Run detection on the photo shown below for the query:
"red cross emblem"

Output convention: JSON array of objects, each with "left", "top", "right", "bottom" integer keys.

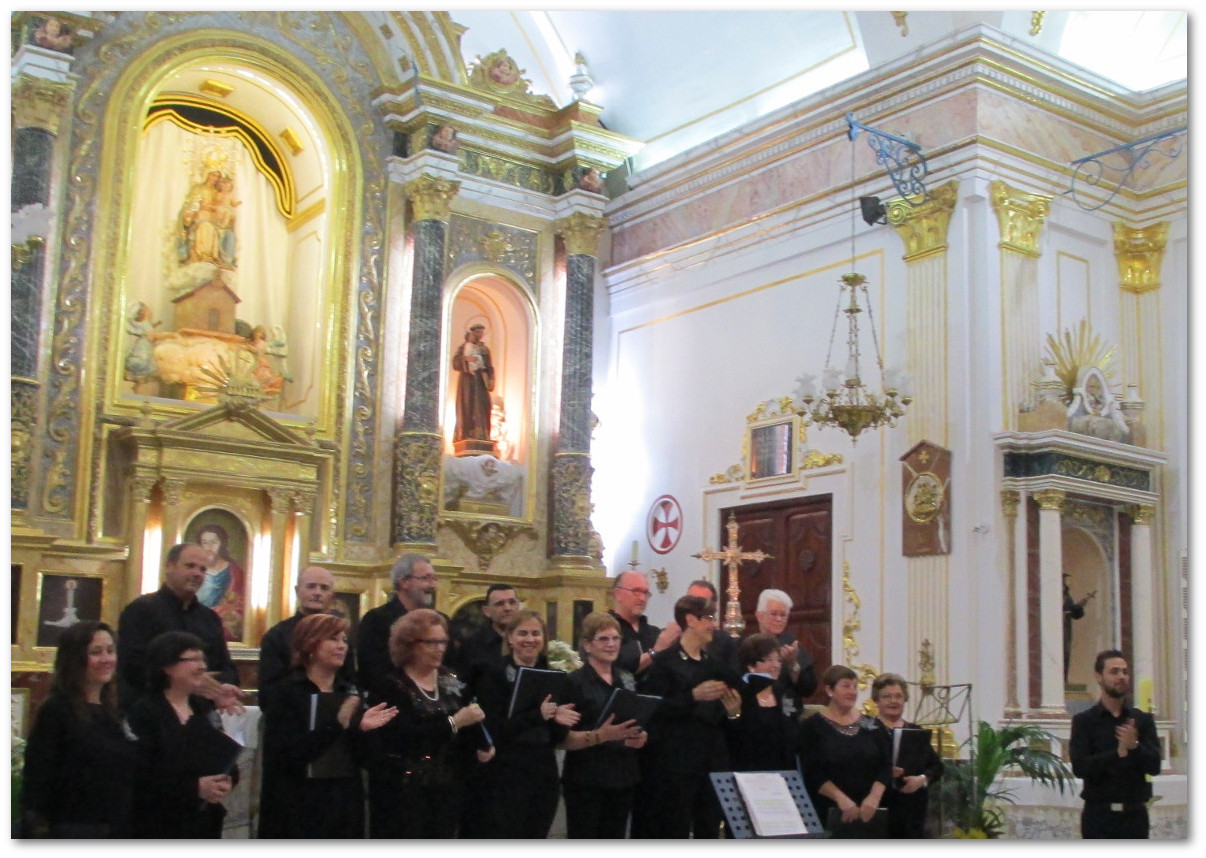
[{"left": 646, "top": 494, "right": 683, "bottom": 555}]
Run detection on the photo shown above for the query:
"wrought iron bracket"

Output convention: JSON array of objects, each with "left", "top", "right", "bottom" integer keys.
[
  {"left": 1065, "top": 125, "right": 1187, "bottom": 211},
  {"left": 846, "top": 113, "right": 929, "bottom": 203}
]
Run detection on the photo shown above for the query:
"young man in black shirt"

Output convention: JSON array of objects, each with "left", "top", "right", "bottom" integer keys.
[{"left": 1069, "top": 649, "right": 1161, "bottom": 838}]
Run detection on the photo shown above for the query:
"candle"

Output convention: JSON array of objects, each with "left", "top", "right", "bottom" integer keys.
[{"left": 631, "top": 540, "right": 639, "bottom": 564}]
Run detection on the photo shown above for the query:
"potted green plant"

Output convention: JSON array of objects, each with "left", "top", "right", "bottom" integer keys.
[{"left": 939, "top": 720, "right": 1075, "bottom": 838}]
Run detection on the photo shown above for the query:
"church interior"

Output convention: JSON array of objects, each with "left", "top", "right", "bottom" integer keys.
[{"left": 9, "top": 9, "right": 1188, "bottom": 837}]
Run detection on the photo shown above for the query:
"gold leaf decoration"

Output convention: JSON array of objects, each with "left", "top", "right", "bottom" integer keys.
[{"left": 1043, "top": 320, "right": 1117, "bottom": 405}]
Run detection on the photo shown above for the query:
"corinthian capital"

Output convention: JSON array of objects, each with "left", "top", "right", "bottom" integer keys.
[
  {"left": 557, "top": 211, "right": 606, "bottom": 257},
  {"left": 405, "top": 174, "right": 461, "bottom": 222}
]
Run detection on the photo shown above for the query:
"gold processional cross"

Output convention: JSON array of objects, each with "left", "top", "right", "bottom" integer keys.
[{"left": 692, "top": 512, "right": 772, "bottom": 637}]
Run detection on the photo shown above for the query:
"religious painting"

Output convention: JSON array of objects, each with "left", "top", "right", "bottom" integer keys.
[
  {"left": 184, "top": 509, "right": 250, "bottom": 644},
  {"left": 36, "top": 573, "right": 104, "bottom": 649},
  {"left": 747, "top": 416, "right": 798, "bottom": 481},
  {"left": 900, "top": 440, "right": 952, "bottom": 556},
  {"left": 330, "top": 591, "right": 363, "bottom": 641},
  {"left": 117, "top": 74, "right": 335, "bottom": 419}
]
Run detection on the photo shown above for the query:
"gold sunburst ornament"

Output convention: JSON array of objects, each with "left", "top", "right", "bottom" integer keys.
[
  {"left": 194, "top": 349, "right": 270, "bottom": 407},
  {"left": 1043, "top": 320, "right": 1117, "bottom": 405}
]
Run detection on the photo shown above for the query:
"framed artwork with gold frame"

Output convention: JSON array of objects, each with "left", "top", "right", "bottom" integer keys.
[{"left": 747, "top": 414, "right": 799, "bottom": 482}]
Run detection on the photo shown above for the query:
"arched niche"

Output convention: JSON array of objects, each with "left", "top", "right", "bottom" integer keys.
[
  {"left": 441, "top": 271, "right": 536, "bottom": 519},
  {"left": 1062, "top": 525, "right": 1113, "bottom": 692},
  {"left": 98, "top": 34, "right": 361, "bottom": 425}
]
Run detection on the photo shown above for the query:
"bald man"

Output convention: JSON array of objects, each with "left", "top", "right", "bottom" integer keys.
[{"left": 257, "top": 565, "right": 355, "bottom": 689}]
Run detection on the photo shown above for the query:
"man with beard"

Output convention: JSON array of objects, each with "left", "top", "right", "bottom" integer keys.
[
  {"left": 258, "top": 565, "right": 354, "bottom": 689},
  {"left": 356, "top": 553, "right": 439, "bottom": 700},
  {"left": 1069, "top": 650, "right": 1161, "bottom": 838}
]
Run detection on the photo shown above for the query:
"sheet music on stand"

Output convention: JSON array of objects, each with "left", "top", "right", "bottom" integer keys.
[{"left": 710, "top": 770, "right": 826, "bottom": 839}]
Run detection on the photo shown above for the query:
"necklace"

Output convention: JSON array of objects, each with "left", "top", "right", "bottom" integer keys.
[{"left": 409, "top": 671, "right": 439, "bottom": 701}]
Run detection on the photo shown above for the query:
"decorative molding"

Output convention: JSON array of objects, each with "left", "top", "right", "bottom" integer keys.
[
  {"left": 11, "top": 74, "right": 76, "bottom": 135},
  {"left": 887, "top": 179, "right": 959, "bottom": 261},
  {"left": 551, "top": 453, "right": 595, "bottom": 559},
  {"left": 446, "top": 213, "right": 538, "bottom": 286},
  {"left": 393, "top": 432, "right": 443, "bottom": 545},
  {"left": 1114, "top": 221, "right": 1168, "bottom": 294},
  {"left": 439, "top": 518, "right": 539, "bottom": 570},
  {"left": 841, "top": 559, "right": 880, "bottom": 687},
  {"left": 405, "top": 174, "right": 461, "bottom": 222},
  {"left": 1000, "top": 489, "right": 1021, "bottom": 518},
  {"left": 990, "top": 179, "right": 1051, "bottom": 257},
  {"left": 1129, "top": 504, "right": 1156, "bottom": 525},
  {"left": 557, "top": 211, "right": 606, "bottom": 257}
]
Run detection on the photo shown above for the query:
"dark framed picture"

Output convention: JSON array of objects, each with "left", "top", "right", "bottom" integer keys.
[
  {"left": 36, "top": 573, "right": 104, "bottom": 648},
  {"left": 748, "top": 417, "right": 796, "bottom": 480},
  {"left": 330, "top": 591, "right": 363, "bottom": 640}
]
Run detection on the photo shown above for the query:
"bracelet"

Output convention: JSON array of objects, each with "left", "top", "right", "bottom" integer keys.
[
  {"left": 448, "top": 716, "right": 459, "bottom": 735},
  {"left": 727, "top": 711, "right": 741, "bottom": 720}
]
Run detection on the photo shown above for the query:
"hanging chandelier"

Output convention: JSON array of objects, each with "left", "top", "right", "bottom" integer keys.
[{"left": 799, "top": 120, "right": 911, "bottom": 443}]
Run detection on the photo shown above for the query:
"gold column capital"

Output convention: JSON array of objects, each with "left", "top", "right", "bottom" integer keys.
[
  {"left": 161, "top": 478, "right": 186, "bottom": 507},
  {"left": 404, "top": 174, "right": 461, "bottom": 223},
  {"left": 12, "top": 74, "right": 75, "bottom": 135},
  {"left": 887, "top": 179, "right": 959, "bottom": 261},
  {"left": 1114, "top": 221, "right": 1168, "bottom": 294},
  {"left": 1129, "top": 504, "right": 1156, "bottom": 525},
  {"left": 1033, "top": 488, "right": 1066, "bottom": 511},
  {"left": 557, "top": 211, "right": 607, "bottom": 257},
  {"left": 267, "top": 487, "right": 294, "bottom": 514},
  {"left": 1000, "top": 489, "right": 1021, "bottom": 518},
  {"left": 990, "top": 180, "right": 1052, "bottom": 257}
]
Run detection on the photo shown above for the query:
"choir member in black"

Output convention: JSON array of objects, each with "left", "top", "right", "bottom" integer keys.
[
  {"left": 558, "top": 611, "right": 648, "bottom": 838},
  {"left": 609, "top": 570, "right": 678, "bottom": 676},
  {"left": 729, "top": 632, "right": 799, "bottom": 772},
  {"left": 356, "top": 552, "right": 437, "bottom": 701},
  {"left": 754, "top": 587, "right": 819, "bottom": 708},
  {"left": 797, "top": 664, "right": 891, "bottom": 837},
  {"left": 258, "top": 613, "right": 396, "bottom": 838},
  {"left": 452, "top": 583, "right": 521, "bottom": 694},
  {"left": 365, "top": 609, "right": 495, "bottom": 838},
  {"left": 474, "top": 609, "right": 579, "bottom": 838},
  {"left": 20, "top": 621, "right": 141, "bottom": 838},
  {"left": 117, "top": 543, "right": 243, "bottom": 712},
  {"left": 872, "top": 672, "right": 944, "bottom": 838},
  {"left": 637, "top": 595, "right": 742, "bottom": 838},
  {"left": 127, "top": 631, "right": 240, "bottom": 838},
  {"left": 258, "top": 565, "right": 355, "bottom": 690}
]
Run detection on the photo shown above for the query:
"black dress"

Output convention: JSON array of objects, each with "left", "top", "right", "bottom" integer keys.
[
  {"left": 127, "top": 693, "right": 239, "bottom": 839},
  {"left": 20, "top": 693, "right": 141, "bottom": 838},
  {"left": 797, "top": 712, "right": 891, "bottom": 834},
  {"left": 877, "top": 719, "right": 944, "bottom": 838},
  {"left": 636, "top": 643, "right": 739, "bottom": 839},
  {"left": 257, "top": 670, "right": 368, "bottom": 838},
  {"left": 472, "top": 654, "right": 569, "bottom": 839},
  {"left": 561, "top": 661, "right": 643, "bottom": 838},
  {"left": 365, "top": 667, "right": 484, "bottom": 838},
  {"left": 728, "top": 679, "right": 799, "bottom": 773}
]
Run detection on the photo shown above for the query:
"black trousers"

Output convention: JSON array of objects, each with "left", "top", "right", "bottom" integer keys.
[
  {"left": 642, "top": 769, "right": 723, "bottom": 839},
  {"left": 1081, "top": 802, "right": 1149, "bottom": 839},
  {"left": 563, "top": 782, "right": 634, "bottom": 839}
]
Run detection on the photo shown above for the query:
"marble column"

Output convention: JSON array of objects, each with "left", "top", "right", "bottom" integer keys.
[
  {"left": 1034, "top": 488, "right": 1066, "bottom": 714},
  {"left": 10, "top": 75, "right": 73, "bottom": 516},
  {"left": 393, "top": 175, "right": 460, "bottom": 549},
  {"left": 887, "top": 180, "right": 957, "bottom": 683},
  {"left": 1001, "top": 490, "right": 1023, "bottom": 716},
  {"left": 1114, "top": 223, "right": 1167, "bottom": 448},
  {"left": 1128, "top": 504, "right": 1157, "bottom": 713},
  {"left": 990, "top": 181, "right": 1052, "bottom": 428},
  {"left": 551, "top": 212, "right": 606, "bottom": 563}
]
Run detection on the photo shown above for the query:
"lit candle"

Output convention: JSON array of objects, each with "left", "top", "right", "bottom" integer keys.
[{"left": 631, "top": 540, "right": 639, "bottom": 564}]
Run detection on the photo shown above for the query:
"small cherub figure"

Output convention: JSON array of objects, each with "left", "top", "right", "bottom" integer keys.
[
  {"left": 577, "top": 166, "right": 605, "bottom": 194},
  {"left": 488, "top": 55, "right": 520, "bottom": 87},
  {"left": 34, "top": 17, "right": 73, "bottom": 52},
  {"left": 430, "top": 124, "right": 459, "bottom": 154}
]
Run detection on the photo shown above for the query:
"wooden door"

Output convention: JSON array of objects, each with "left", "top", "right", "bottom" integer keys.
[{"left": 723, "top": 495, "right": 832, "bottom": 704}]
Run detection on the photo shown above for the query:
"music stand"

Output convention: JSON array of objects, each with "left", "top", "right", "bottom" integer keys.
[{"left": 709, "top": 770, "right": 827, "bottom": 839}]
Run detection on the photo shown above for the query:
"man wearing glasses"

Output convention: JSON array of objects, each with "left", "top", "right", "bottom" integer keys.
[
  {"left": 609, "top": 571, "right": 679, "bottom": 676},
  {"left": 356, "top": 553, "right": 439, "bottom": 700},
  {"left": 755, "top": 587, "right": 818, "bottom": 705}
]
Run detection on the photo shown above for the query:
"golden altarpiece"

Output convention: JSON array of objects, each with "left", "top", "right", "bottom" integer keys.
[{"left": 11, "top": 12, "right": 641, "bottom": 692}]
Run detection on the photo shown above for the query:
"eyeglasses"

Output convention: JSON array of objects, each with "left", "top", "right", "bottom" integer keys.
[
  {"left": 696, "top": 614, "right": 717, "bottom": 622},
  {"left": 616, "top": 587, "right": 651, "bottom": 597},
  {"left": 408, "top": 574, "right": 437, "bottom": 583},
  {"left": 756, "top": 654, "right": 783, "bottom": 663},
  {"left": 176, "top": 656, "right": 206, "bottom": 664},
  {"left": 762, "top": 611, "right": 789, "bottom": 620},
  {"left": 591, "top": 635, "right": 622, "bottom": 644},
  {"left": 418, "top": 638, "right": 450, "bottom": 647}
]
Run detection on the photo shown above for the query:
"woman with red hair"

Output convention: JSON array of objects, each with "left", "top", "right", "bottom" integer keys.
[{"left": 258, "top": 613, "right": 396, "bottom": 838}]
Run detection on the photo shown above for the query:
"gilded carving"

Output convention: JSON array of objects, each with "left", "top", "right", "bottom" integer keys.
[
  {"left": 12, "top": 75, "right": 76, "bottom": 136},
  {"left": 129, "top": 474, "right": 158, "bottom": 504},
  {"left": 1043, "top": 320, "right": 1118, "bottom": 405},
  {"left": 1000, "top": 489, "right": 1021, "bottom": 518},
  {"left": 446, "top": 214, "right": 538, "bottom": 285},
  {"left": 557, "top": 212, "right": 606, "bottom": 258},
  {"left": 1113, "top": 221, "right": 1168, "bottom": 294},
  {"left": 291, "top": 490, "right": 316, "bottom": 517},
  {"left": 267, "top": 487, "right": 293, "bottom": 514},
  {"left": 887, "top": 179, "right": 959, "bottom": 261},
  {"left": 394, "top": 432, "right": 443, "bottom": 544},
  {"left": 466, "top": 48, "right": 556, "bottom": 109},
  {"left": 709, "top": 464, "right": 744, "bottom": 484},
  {"left": 1129, "top": 504, "right": 1156, "bottom": 525},
  {"left": 440, "top": 518, "right": 539, "bottom": 570},
  {"left": 841, "top": 560, "right": 879, "bottom": 688},
  {"left": 161, "top": 478, "right": 187, "bottom": 507},
  {"left": 891, "top": 11, "right": 909, "bottom": 36},
  {"left": 552, "top": 453, "right": 594, "bottom": 557},
  {"left": 459, "top": 149, "right": 555, "bottom": 195},
  {"left": 989, "top": 179, "right": 1051, "bottom": 257},
  {"left": 406, "top": 174, "right": 461, "bottom": 222},
  {"left": 11, "top": 382, "right": 39, "bottom": 510},
  {"left": 802, "top": 449, "right": 843, "bottom": 469},
  {"left": 1033, "top": 488, "right": 1066, "bottom": 511}
]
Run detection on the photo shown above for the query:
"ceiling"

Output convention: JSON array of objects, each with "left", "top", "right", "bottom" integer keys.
[{"left": 445, "top": 9, "right": 1188, "bottom": 172}]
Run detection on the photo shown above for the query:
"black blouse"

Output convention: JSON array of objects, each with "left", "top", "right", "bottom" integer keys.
[
  {"left": 796, "top": 712, "right": 891, "bottom": 818},
  {"left": 561, "top": 661, "right": 641, "bottom": 789}
]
